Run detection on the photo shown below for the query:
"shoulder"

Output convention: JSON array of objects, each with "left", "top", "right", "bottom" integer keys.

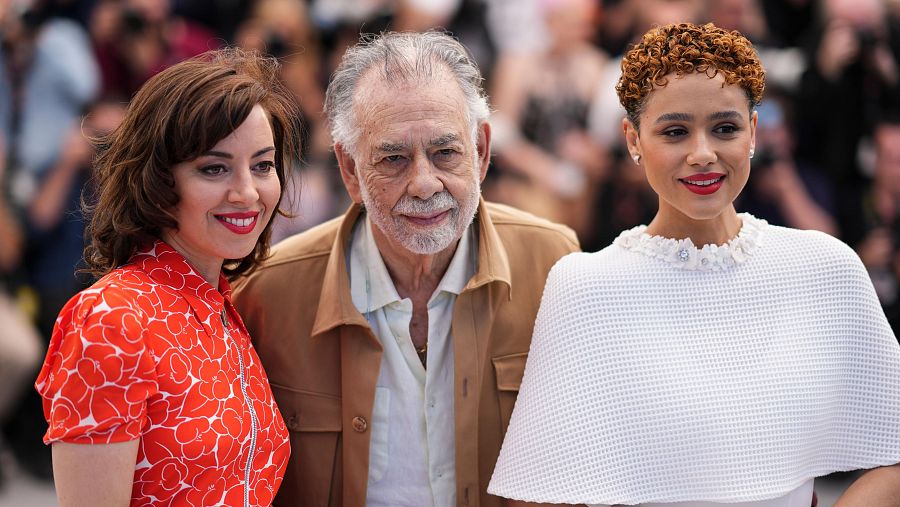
[
  {"left": 62, "top": 267, "right": 155, "bottom": 324},
  {"left": 762, "top": 226, "right": 875, "bottom": 297},
  {"left": 484, "top": 201, "right": 580, "bottom": 250},
  {"left": 40, "top": 18, "right": 91, "bottom": 48},
  {"left": 765, "top": 225, "right": 864, "bottom": 269},
  {"left": 233, "top": 215, "right": 344, "bottom": 298},
  {"left": 544, "top": 246, "right": 624, "bottom": 290},
  {"left": 258, "top": 215, "right": 343, "bottom": 269}
]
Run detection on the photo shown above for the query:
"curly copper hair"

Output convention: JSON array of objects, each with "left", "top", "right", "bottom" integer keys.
[{"left": 616, "top": 22, "right": 765, "bottom": 129}]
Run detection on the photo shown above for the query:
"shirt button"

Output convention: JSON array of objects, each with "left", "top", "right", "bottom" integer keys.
[{"left": 351, "top": 416, "right": 368, "bottom": 433}]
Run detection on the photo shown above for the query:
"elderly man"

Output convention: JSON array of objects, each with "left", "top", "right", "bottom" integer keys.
[{"left": 233, "top": 31, "right": 579, "bottom": 507}]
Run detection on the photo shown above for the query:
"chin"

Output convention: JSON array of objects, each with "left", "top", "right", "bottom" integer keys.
[
  {"left": 222, "top": 242, "right": 260, "bottom": 262},
  {"left": 672, "top": 200, "right": 736, "bottom": 222}
]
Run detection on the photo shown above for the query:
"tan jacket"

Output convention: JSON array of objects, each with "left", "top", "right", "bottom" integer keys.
[{"left": 233, "top": 200, "right": 579, "bottom": 507}]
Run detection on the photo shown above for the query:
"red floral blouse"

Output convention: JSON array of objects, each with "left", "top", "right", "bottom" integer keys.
[{"left": 36, "top": 241, "right": 289, "bottom": 506}]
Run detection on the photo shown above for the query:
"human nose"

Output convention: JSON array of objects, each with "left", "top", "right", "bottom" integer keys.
[
  {"left": 686, "top": 134, "right": 717, "bottom": 166},
  {"left": 228, "top": 166, "right": 260, "bottom": 203},
  {"left": 406, "top": 156, "right": 443, "bottom": 199}
]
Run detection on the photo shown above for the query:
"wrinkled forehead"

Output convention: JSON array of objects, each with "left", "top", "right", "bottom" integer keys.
[
  {"left": 352, "top": 67, "right": 471, "bottom": 144},
  {"left": 353, "top": 61, "right": 463, "bottom": 108}
]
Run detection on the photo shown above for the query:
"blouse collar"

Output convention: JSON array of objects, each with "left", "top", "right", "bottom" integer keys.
[
  {"left": 613, "top": 213, "right": 767, "bottom": 271},
  {"left": 129, "top": 240, "right": 231, "bottom": 305}
]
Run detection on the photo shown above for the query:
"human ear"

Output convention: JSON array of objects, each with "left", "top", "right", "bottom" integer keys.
[
  {"left": 749, "top": 109, "right": 758, "bottom": 156},
  {"left": 476, "top": 121, "right": 492, "bottom": 183},
  {"left": 335, "top": 143, "right": 363, "bottom": 204},
  {"left": 623, "top": 117, "right": 641, "bottom": 164}
]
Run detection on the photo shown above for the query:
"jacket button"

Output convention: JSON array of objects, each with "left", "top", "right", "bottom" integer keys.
[
  {"left": 351, "top": 416, "right": 368, "bottom": 433},
  {"left": 285, "top": 414, "right": 302, "bottom": 432}
]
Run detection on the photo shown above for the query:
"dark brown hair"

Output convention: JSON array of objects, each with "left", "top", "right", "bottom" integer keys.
[
  {"left": 84, "top": 47, "right": 302, "bottom": 279},
  {"left": 616, "top": 22, "right": 766, "bottom": 129}
]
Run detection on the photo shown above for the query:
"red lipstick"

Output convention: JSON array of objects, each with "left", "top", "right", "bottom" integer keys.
[
  {"left": 680, "top": 173, "right": 725, "bottom": 195},
  {"left": 215, "top": 211, "right": 260, "bottom": 234}
]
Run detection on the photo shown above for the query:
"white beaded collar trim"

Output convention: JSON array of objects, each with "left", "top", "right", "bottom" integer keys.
[{"left": 613, "top": 213, "right": 767, "bottom": 271}]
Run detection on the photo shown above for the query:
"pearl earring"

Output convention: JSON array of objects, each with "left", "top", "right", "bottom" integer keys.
[
  {"left": 633, "top": 154, "right": 641, "bottom": 165},
  {"left": 749, "top": 149, "right": 755, "bottom": 159}
]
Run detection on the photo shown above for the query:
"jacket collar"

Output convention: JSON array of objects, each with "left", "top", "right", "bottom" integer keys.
[{"left": 311, "top": 198, "right": 512, "bottom": 337}]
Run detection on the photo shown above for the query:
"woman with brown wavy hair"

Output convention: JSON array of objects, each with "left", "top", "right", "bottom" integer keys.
[
  {"left": 489, "top": 23, "right": 900, "bottom": 507},
  {"left": 34, "top": 47, "right": 302, "bottom": 506}
]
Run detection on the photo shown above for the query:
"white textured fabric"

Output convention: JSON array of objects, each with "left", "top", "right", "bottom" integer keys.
[
  {"left": 587, "top": 479, "right": 813, "bottom": 507},
  {"left": 349, "top": 216, "right": 476, "bottom": 507},
  {"left": 489, "top": 215, "right": 900, "bottom": 505}
]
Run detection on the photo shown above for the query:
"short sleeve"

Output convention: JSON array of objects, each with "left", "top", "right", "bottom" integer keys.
[{"left": 35, "top": 285, "right": 159, "bottom": 444}]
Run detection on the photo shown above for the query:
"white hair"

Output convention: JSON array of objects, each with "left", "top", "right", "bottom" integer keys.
[{"left": 323, "top": 31, "right": 491, "bottom": 156}]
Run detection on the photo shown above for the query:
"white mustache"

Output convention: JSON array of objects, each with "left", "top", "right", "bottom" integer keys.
[{"left": 392, "top": 191, "right": 458, "bottom": 215}]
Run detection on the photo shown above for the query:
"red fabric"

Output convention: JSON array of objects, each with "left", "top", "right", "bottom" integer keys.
[{"left": 36, "top": 241, "right": 289, "bottom": 506}]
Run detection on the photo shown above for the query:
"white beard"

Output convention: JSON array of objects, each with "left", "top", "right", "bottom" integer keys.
[{"left": 360, "top": 167, "right": 481, "bottom": 255}]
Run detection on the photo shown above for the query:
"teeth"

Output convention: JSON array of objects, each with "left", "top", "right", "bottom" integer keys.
[
  {"left": 221, "top": 216, "right": 255, "bottom": 227},
  {"left": 686, "top": 177, "right": 723, "bottom": 186}
]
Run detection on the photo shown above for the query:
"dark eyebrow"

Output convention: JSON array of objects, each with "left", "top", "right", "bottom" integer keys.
[
  {"left": 430, "top": 133, "right": 459, "bottom": 147},
  {"left": 655, "top": 112, "right": 692, "bottom": 123},
  {"left": 376, "top": 141, "right": 409, "bottom": 152},
  {"left": 654, "top": 111, "right": 744, "bottom": 124},
  {"left": 201, "top": 147, "right": 276, "bottom": 159},
  {"left": 708, "top": 110, "right": 743, "bottom": 121}
]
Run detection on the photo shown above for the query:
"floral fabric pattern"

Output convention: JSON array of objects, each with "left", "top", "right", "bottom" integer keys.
[
  {"left": 35, "top": 241, "right": 289, "bottom": 506},
  {"left": 613, "top": 213, "right": 766, "bottom": 271}
]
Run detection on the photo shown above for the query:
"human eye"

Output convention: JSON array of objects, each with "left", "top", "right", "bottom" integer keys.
[
  {"left": 199, "top": 164, "right": 227, "bottom": 176},
  {"left": 661, "top": 127, "right": 688, "bottom": 138},
  {"left": 433, "top": 148, "right": 460, "bottom": 164},
  {"left": 714, "top": 124, "right": 740, "bottom": 136},
  {"left": 253, "top": 160, "right": 276, "bottom": 174},
  {"left": 379, "top": 154, "right": 408, "bottom": 170}
]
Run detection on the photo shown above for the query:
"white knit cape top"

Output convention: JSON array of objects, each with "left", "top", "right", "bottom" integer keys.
[{"left": 488, "top": 214, "right": 900, "bottom": 505}]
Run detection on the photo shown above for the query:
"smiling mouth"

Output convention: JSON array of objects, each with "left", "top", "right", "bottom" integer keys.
[
  {"left": 215, "top": 212, "right": 260, "bottom": 234},
  {"left": 680, "top": 176, "right": 724, "bottom": 186},
  {"left": 679, "top": 174, "right": 726, "bottom": 195},
  {"left": 403, "top": 210, "right": 450, "bottom": 226},
  {"left": 220, "top": 216, "right": 255, "bottom": 227}
]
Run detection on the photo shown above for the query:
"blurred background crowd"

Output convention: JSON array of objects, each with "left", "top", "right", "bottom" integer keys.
[{"left": 0, "top": 0, "right": 899, "bottom": 495}]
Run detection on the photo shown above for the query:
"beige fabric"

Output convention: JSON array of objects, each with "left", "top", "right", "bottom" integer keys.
[
  {"left": 0, "top": 290, "right": 42, "bottom": 421},
  {"left": 232, "top": 199, "right": 579, "bottom": 507}
]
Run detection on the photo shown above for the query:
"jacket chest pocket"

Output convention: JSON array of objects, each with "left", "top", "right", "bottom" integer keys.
[
  {"left": 270, "top": 383, "right": 342, "bottom": 507},
  {"left": 491, "top": 352, "right": 528, "bottom": 431}
]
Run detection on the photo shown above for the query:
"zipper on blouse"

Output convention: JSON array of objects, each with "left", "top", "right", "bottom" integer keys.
[{"left": 222, "top": 309, "right": 259, "bottom": 507}]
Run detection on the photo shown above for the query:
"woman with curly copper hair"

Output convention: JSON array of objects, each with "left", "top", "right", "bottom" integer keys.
[
  {"left": 34, "top": 48, "right": 303, "bottom": 506},
  {"left": 489, "top": 23, "right": 900, "bottom": 507}
]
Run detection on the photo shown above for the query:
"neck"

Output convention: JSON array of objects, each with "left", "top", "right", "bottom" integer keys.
[
  {"left": 645, "top": 205, "right": 743, "bottom": 246},
  {"left": 370, "top": 222, "right": 458, "bottom": 300},
  {"left": 159, "top": 233, "right": 223, "bottom": 288}
]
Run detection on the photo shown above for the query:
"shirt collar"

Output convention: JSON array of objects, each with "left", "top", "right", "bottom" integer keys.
[
  {"left": 312, "top": 199, "right": 511, "bottom": 336},
  {"left": 130, "top": 240, "right": 232, "bottom": 307},
  {"left": 349, "top": 213, "right": 476, "bottom": 314}
]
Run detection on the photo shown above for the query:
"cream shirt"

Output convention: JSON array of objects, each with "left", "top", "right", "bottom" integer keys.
[{"left": 350, "top": 215, "right": 476, "bottom": 507}]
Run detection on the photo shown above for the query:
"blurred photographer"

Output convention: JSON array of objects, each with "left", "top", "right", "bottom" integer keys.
[
  {"left": 0, "top": 0, "right": 98, "bottom": 198},
  {"left": 0, "top": 132, "right": 41, "bottom": 491},
  {"left": 90, "top": 0, "right": 218, "bottom": 98},
  {"left": 737, "top": 97, "right": 839, "bottom": 236},
  {"left": 795, "top": 0, "right": 900, "bottom": 233},
  {"left": 852, "top": 115, "right": 900, "bottom": 331}
]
